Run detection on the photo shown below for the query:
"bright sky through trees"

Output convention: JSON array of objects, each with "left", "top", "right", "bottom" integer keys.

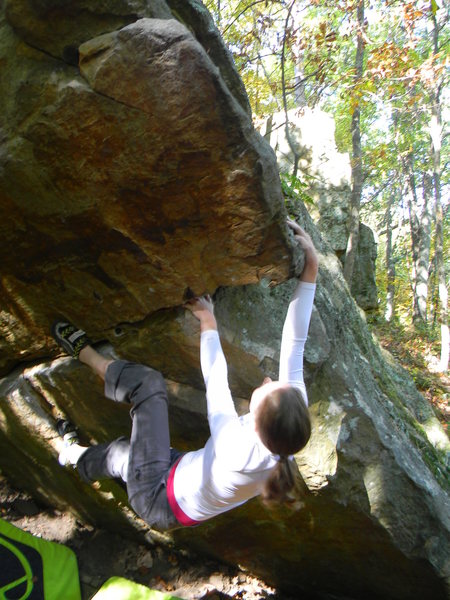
[{"left": 206, "top": 0, "right": 448, "bottom": 370}]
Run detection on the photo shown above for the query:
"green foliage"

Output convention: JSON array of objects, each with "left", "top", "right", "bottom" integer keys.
[
  {"left": 280, "top": 172, "right": 315, "bottom": 206},
  {"left": 207, "top": 0, "right": 449, "bottom": 372}
]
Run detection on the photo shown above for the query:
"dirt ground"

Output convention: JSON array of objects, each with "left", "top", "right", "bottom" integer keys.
[{"left": 0, "top": 475, "right": 298, "bottom": 600}]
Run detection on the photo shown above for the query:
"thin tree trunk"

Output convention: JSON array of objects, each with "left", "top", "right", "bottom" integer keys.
[
  {"left": 281, "top": 0, "right": 300, "bottom": 177},
  {"left": 385, "top": 194, "right": 396, "bottom": 322},
  {"left": 293, "top": 23, "right": 307, "bottom": 109},
  {"left": 343, "top": 0, "right": 365, "bottom": 285},
  {"left": 434, "top": 196, "right": 448, "bottom": 371},
  {"left": 415, "top": 172, "right": 433, "bottom": 323},
  {"left": 403, "top": 152, "right": 428, "bottom": 325},
  {"left": 431, "top": 97, "right": 448, "bottom": 370},
  {"left": 430, "top": 4, "right": 448, "bottom": 371}
]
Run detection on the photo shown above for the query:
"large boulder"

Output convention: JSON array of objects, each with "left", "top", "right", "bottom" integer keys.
[
  {"left": 0, "top": 3, "right": 448, "bottom": 600},
  {"left": 0, "top": 3, "right": 296, "bottom": 377}
]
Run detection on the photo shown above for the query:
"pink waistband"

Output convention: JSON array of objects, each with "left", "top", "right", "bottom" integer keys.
[{"left": 167, "top": 456, "right": 201, "bottom": 527}]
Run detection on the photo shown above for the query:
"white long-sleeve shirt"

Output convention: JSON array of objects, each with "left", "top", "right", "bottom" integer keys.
[{"left": 170, "top": 281, "right": 316, "bottom": 524}]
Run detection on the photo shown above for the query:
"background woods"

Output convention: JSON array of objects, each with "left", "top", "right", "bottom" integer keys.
[{"left": 205, "top": 0, "right": 449, "bottom": 379}]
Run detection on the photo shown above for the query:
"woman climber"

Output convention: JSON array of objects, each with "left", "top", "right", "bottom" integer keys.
[{"left": 53, "top": 217, "right": 318, "bottom": 531}]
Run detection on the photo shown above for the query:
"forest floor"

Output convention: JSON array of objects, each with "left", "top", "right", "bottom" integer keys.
[
  {"left": 0, "top": 476, "right": 297, "bottom": 600},
  {"left": 370, "top": 319, "right": 449, "bottom": 435}
]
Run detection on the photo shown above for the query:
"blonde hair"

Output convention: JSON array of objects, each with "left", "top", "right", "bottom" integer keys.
[{"left": 255, "top": 386, "right": 311, "bottom": 507}]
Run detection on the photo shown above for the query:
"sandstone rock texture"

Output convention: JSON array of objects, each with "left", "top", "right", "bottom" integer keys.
[
  {"left": 0, "top": 1, "right": 295, "bottom": 376},
  {"left": 0, "top": 3, "right": 449, "bottom": 600}
]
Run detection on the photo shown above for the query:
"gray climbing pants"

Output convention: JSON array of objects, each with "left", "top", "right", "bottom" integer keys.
[{"left": 77, "top": 360, "right": 183, "bottom": 531}]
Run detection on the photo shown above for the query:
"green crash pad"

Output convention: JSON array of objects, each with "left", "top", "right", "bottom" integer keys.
[
  {"left": 0, "top": 518, "right": 81, "bottom": 600},
  {"left": 92, "top": 577, "right": 183, "bottom": 600}
]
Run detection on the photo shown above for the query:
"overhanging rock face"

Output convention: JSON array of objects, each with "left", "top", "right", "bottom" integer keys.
[
  {"left": 0, "top": 3, "right": 295, "bottom": 375},
  {"left": 0, "top": 3, "right": 449, "bottom": 600}
]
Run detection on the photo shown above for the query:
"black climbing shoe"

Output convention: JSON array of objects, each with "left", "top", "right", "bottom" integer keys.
[
  {"left": 56, "top": 419, "right": 80, "bottom": 467},
  {"left": 56, "top": 419, "right": 79, "bottom": 445},
  {"left": 52, "top": 321, "right": 91, "bottom": 359}
]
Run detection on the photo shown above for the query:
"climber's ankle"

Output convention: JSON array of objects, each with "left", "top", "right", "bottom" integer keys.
[{"left": 79, "top": 345, "right": 113, "bottom": 380}]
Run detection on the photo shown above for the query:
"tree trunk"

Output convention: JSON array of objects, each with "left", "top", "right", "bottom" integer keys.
[
  {"left": 434, "top": 197, "right": 448, "bottom": 371},
  {"left": 430, "top": 4, "right": 448, "bottom": 371},
  {"left": 294, "top": 37, "right": 307, "bottom": 109},
  {"left": 281, "top": 1, "right": 300, "bottom": 178},
  {"left": 385, "top": 194, "right": 396, "bottom": 322},
  {"left": 415, "top": 172, "right": 433, "bottom": 323},
  {"left": 343, "top": 0, "right": 365, "bottom": 285},
  {"left": 403, "top": 152, "right": 432, "bottom": 326}
]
